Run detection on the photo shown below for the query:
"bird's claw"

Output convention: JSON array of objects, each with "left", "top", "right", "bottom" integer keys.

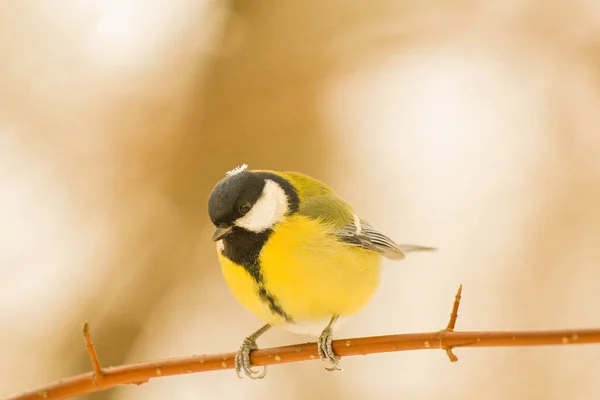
[
  {"left": 317, "top": 326, "right": 342, "bottom": 372},
  {"left": 235, "top": 337, "right": 267, "bottom": 379}
]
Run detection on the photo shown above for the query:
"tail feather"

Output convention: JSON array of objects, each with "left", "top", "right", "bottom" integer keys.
[
  {"left": 397, "top": 244, "right": 437, "bottom": 253},
  {"left": 382, "top": 244, "right": 436, "bottom": 260}
]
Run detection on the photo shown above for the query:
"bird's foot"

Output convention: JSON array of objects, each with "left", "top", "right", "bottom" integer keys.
[
  {"left": 235, "top": 336, "right": 267, "bottom": 379},
  {"left": 317, "top": 325, "right": 342, "bottom": 372}
]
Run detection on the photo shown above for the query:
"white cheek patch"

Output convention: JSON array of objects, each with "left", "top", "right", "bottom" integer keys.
[{"left": 235, "top": 179, "right": 288, "bottom": 232}]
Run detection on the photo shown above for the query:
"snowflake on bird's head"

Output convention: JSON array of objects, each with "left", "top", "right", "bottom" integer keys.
[{"left": 226, "top": 164, "right": 248, "bottom": 177}]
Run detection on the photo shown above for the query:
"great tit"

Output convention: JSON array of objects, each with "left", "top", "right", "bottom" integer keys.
[{"left": 208, "top": 164, "right": 435, "bottom": 379}]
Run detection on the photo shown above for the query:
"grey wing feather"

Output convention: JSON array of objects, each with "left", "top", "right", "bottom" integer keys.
[{"left": 337, "top": 219, "right": 436, "bottom": 260}]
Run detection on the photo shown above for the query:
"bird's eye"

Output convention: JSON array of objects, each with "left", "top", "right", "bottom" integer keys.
[{"left": 239, "top": 202, "right": 251, "bottom": 214}]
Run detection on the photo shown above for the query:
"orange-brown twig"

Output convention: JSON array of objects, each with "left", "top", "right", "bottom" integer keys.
[
  {"left": 82, "top": 322, "right": 103, "bottom": 385},
  {"left": 440, "top": 284, "right": 463, "bottom": 362},
  {"left": 446, "top": 284, "right": 462, "bottom": 331},
  {"left": 8, "top": 287, "right": 600, "bottom": 400}
]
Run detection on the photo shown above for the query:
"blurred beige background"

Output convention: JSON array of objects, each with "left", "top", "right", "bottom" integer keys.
[{"left": 1, "top": 1, "right": 600, "bottom": 399}]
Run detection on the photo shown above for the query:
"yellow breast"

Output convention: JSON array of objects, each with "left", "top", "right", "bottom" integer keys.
[{"left": 218, "top": 215, "right": 381, "bottom": 326}]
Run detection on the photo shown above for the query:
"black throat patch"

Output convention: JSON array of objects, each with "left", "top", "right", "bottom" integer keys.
[
  {"left": 214, "top": 171, "right": 300, "bottom": 323},
  {"left": 221, "top": 227, "right": 293, "bottom": 323}
]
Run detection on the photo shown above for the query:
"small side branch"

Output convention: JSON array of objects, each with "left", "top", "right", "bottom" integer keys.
[
  {"left": 82, "top": 322, "right": 103, "bottom": 385},
  {"left": 446, "top": 284, "right": 462, "bottom": 331},
  {"left": 8, "top": 287, "right": 600, "bottom": 400},
  {"left": 440, "top": 284, "right": 463, "bottom": 362}
]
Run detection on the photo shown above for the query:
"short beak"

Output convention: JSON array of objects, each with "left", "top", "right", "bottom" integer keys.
[{"left": 212, "top": 223, "right": 233, "bottom": 241}]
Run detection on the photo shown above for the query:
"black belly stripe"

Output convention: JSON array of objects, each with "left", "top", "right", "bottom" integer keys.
[
  {"left": 221, "top": 226, "right": 293, "bottom": 323},
  {"left": 257, "top": 284, "right": 292, "bottom": 322}
]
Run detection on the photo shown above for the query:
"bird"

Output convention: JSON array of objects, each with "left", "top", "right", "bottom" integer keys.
[{"left": 207, "top": 164, "right": 435, "bottom": 379}]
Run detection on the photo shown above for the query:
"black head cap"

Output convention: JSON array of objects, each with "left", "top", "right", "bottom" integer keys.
[{"left": 208, "top": 170, "right": 266, "bottom": 226}]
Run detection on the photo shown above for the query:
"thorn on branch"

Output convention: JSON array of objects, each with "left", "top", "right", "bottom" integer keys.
[
  {"left": 83, "top": 322, "right": 103, "bottom": 385},
  {"left": 440, "top": 284, "right": 463, "bottom": 363},
  {"left": 447, "top": 284, "right": 462, "bottom": 331}
]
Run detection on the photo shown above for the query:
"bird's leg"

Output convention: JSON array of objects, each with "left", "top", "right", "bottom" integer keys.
[
  {"left": 235, "top": 324, "right": 271, "bottom": 379},
  {"left": 318, "top": 315, "right": 342, "bottom": 371}
]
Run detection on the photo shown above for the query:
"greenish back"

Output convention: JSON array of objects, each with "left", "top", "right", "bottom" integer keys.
[
  {"left": 259, "top": 169, "right": 435, "bottom": 259},
  {"left": 277, "top": 171, "right": 334, "bottom": 200},
  {"left": 278, "top": 171, "right": 354, "bottom": 229}
]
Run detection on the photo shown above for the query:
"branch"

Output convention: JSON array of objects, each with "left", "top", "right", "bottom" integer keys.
[
  {"left": 82, "top": 322, "right": 103, "bottom": 384},
  {"left": 9, "top": 285, "right": 600, "bottom": 400}
]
